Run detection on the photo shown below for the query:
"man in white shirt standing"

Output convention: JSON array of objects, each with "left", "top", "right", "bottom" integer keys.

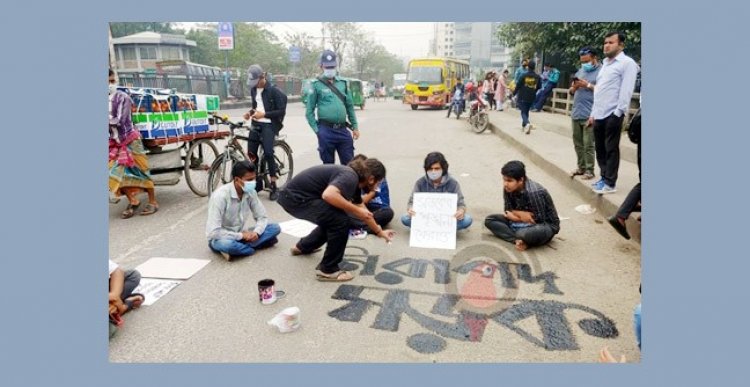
[
  {"left": 587, "top": 32, "right": 640, "bottom": 194},
  {"left": 206, "top": 160, "right": 281, "bottom": 261}
]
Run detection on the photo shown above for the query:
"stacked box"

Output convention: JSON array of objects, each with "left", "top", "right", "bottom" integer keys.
[
  {"left": 195, "top": 94, "right": 220, "bottom": 112},
  {"left": 172, "top": 94, "right": 197, "bottom": 112},
  {"left": 181, "top": 110, "right": 210, "bottom": 134},
  {"left": 149, "top": 112, "right": 183, "bottom": 138}
]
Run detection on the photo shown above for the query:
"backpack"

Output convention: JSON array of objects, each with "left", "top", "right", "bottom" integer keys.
[{"left": 626, "top": 108, "right": 641, "bottom": 144}]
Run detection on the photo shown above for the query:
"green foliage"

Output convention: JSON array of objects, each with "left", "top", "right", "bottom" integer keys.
[
  {"left": 284, "top": 32, "right": 324, "bottom": 79},
  {"left": 323, "top": 22, "right": 359, "bottom": 68},
  {"left": 496, "top": 22, "right": 641, "bottom": 68}
]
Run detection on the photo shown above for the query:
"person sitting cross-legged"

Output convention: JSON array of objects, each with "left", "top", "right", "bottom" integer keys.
[
  {"left": 484, "top": 160, "right": 560, "bottom": 251},
  {"left": 206, "top": 160, "right": 281, "bottom": 261}
]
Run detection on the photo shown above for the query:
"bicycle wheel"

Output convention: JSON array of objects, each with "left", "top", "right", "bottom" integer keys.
[
  {"left": 473, "top": 112, "right": 489, "bottom": 134},
  {"left": 258, "top": 141, "right": 294, "bottom": 190},
  {"left": 184, "top": 139, "right": 219, "bottom": 197},
  {"left": 207, "top": 151, "right": 244, "bottom": 195}
]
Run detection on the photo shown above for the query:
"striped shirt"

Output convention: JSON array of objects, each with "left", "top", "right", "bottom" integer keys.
[{"left": 503, "top": 178, "right": 560, "bottom": 234}]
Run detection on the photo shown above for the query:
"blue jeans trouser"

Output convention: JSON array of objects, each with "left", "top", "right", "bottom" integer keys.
[
  {"left": 317, "top": 123, "right": 354, "bottom": 165},
  {"left": 400, "top": 213, "right": 473, "bottom": 230},
  {"left": 533, "top": 82, "right": 556, "bottom": 110},
  {"left": 517, "top": 101, "right": 532, "bottom": 127},
  {"left": 209, "top": 223, "right": 281, "bottom": 256}
]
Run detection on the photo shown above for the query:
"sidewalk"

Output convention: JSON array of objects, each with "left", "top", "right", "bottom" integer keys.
[{"left": 486, "top": 107, "right": 641, "bottom": 242}]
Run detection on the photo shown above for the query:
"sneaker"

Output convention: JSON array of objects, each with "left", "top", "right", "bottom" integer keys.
[
  {"left": 594, "top": 184, "right": 617, "bottom": 194},
  {"left": 608, "top": 216, "right": 631, "bottom": 240},
  {"left": 349, "top": 229, "right": 368, "bottom": 240},
  {"left": 524, "top": 124, "right": 531, "bottom": 134},
  {"left": 590, "top": 178, "right": 603, "bottom": 187}
]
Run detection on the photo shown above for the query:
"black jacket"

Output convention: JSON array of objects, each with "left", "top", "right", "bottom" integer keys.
[
  {"left": 250, "top": 85, "right": 288, "bottom": 131},
  {"left": 513, "top": 71, "right": 542, "bottom": 103}
]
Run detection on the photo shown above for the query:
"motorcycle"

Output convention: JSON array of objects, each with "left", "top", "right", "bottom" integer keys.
[
  {"left": 468, "top": 97, "right": 490, "bottom": 133},
  {"left": 446, "top": 90, "right": 465, "bottom": 119}
]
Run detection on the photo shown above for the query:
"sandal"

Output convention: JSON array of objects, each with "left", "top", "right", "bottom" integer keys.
[
  {"left": 121, "top": 202, "right": 140, "bottom": 219},
  {"left": 123, "top": 293, "right": 145, "bottom": 313},
  {"left": 139, "top": 203, "right": 159, "bottom": 216},
  {"left": 315, "top": 270, "right": 354, "bottom": 282},
  {"left": 570, "top": 169, "right": 584, "bottom": 177}
]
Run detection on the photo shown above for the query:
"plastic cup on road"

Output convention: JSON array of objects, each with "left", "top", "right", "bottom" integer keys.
[{"left": 258, "top": 279, "right": 277, "bottom": 305}]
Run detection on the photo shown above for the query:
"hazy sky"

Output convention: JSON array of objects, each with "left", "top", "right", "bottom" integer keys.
[{"left": 176, "top": 22, "right": 434, "bottom": 60}]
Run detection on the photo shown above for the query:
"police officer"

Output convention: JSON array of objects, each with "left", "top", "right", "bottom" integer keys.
[{"left": 305, "top": 50, "right": 360, "bottom": 165}]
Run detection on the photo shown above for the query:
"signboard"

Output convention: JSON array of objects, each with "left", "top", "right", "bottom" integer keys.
[
  {"left": 218, "top": 22, "right": 234, "bottom": 50},
  {"left": 289, "top": 46, "right": 301, "bottom": 63},
  {"left": 408, "top": 193, "right": 458, "bottom": 250}
]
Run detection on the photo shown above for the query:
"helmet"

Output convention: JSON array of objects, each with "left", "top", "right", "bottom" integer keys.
[{"left": 465, "top": 82, "right": 474, "bottom": 91}]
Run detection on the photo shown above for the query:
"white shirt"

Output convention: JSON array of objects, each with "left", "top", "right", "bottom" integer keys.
[
  {"left": 109, "top": 260, "right": 118, "bottom": 276},
  {"left": 253, "top": 88, "right": 273, "bottom": 124},
  {"left": 590, "top": 51, "right": 640, "bottom": 119},
  {"left": 205, "top": 182, "right": 269, "bottom": 241}
]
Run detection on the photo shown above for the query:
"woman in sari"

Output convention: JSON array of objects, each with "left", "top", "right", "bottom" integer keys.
[{"left": 109, "top": 69, "right": 158, "bottom": 219}]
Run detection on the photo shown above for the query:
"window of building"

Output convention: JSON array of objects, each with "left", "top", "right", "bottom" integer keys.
[
  {"left": 119, "top": 46, "right": 136, "bottom": 61},
  {"left": 161, "top": 46, "right": 181, "bottom": 60},
  {"left": 139, "top": 46, "right": 157, "bottom": 60}
]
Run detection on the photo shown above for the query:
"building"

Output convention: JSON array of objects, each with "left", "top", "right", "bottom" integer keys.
[
  {"left": 112, "top": 31, "right": 197, "bottom": 74},
  {"left": 432, "top": 22, "right": 512, "bottom": 76}
]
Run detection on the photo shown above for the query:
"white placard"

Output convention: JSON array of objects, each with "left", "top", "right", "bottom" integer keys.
[
  {"left": 279, "top": 218, "right": 318, "bottom": 238},
  {"left": 409, "top": 193, "right": 458, "bottom": 250},
  {"left": 134, "top": 257, "right": 210, "bottom": 280},
  {"left": 132, "top": 278, "right": 182, "bottom": 306}
]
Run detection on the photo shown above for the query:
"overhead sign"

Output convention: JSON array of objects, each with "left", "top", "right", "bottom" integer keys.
[
  {"left": 289, "top": 46, "right": 301, "bottom": 63},
  {"left": 218, "top": 22, "right": 234, "bottom": 50}
]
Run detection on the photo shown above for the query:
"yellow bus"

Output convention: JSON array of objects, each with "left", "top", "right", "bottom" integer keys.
[{"left": 403, "top": 57, "right": 470, "bottom": 110}]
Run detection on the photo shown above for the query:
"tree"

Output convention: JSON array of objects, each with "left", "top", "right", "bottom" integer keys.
[
  {"left": 284, "top": 32, "right": 323, "bottom": 79},
  {"left": 497, "top": 22, "right": 641, "bottom": 68},
  {"left": 323, "top": 22, "right": 359, "bottom": 69},
  {"left": 109, "top": 22, "right": 177, "bottom": 38}
]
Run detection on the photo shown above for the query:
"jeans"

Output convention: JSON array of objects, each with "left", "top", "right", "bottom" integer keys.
[
  {"left": 517, "top": 100, "right": 532, "bottom": 127},
  {"left": 316, "top": 122, "right": 354, "bottom": 165},
  {"left": 247, "top": 122, "right": 278, "bottom": 177},
  {"left": 209, "top": 223, "right": 281, "bottom": 256},
  {"left": 278, "top": 191, "right": 350, "bottom": 274},
  {"left": 634, "top": 303, "right": 641, "bottom": 350},
  {"left": 118, "top": 270, "right": 141, "bottom": 301},
  {"left": 349, "top": 206, "right": 394, "bottom": 233},
  {"left": 593, "top": 113, "right": 624, "bottom": 187},
  {"left": 572, "top": 118, "right": 595, "bottom": 173},
  {"left": 400, "top": 213, "right": 473, "bottom": 230},
  {"left": 484, "top": 214, "right": 555, "bottom": 247},
  {"left": 533, "top": 82, "right": 556, "bottom": 110}
]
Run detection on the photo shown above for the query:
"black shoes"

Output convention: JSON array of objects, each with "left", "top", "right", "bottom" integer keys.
[
  {"left": 269, "top": 182, "right": 279, "bottom": 201},
  {"left": 608, "top": 216, "right": 631, "bottom": 240}
]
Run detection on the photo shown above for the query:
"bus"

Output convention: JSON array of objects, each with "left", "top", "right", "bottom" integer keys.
[
  {"left": 403, "top": 58, "right": 470, "bottom": 110},
  {"left": 155, "top": 60, "right": 223, "bottom": 79}
]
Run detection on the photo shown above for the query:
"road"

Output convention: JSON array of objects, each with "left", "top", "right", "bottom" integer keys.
[{"left": 109, "top": 98, "right": 641, "bottom": 363}]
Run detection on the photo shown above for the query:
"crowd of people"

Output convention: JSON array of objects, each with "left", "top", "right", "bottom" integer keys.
[{"left": 108, "top": 37, "right": 641, "bottom": 354}]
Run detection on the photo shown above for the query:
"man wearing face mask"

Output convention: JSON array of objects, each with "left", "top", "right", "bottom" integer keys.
[
  {"left": 568, "top": 47, "right": 601, "bottom": 180},
  {"left": 305, "top": 50, "right": 360, "bottom": 165},
  {"left": 205, "top": 161, "right": 281, "bottom": 261},
  {"left": 401, "top": 151, "right": 473, "bottom": 230}
]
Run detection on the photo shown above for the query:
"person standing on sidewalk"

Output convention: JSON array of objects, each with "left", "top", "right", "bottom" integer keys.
[
  {"left": 608, "top": 106, "right": 641, "bottom": 240},
  {"left": 533, "top": 63, "right": 560, "bottom": 111},
  {"left": 513, "top": 61, "right": 542, "bottom": 134},
  {"left": 568, "top": 47, "right": 601, "bottom": 180},
  {"left": 483, "top": 72, "right": 496, "bottom": 110},
  {"left": 494, "top": 70, "right": 509, "bottom": 111},
  {"left": 484, "top": 160, "right": 560, "bottom": 251},
  {"left": 587, "top": 31, "right": 640, "bottom": 194},
  {"left": 305, "top": 50, "right": 360, "bottom": 166},
  {"left": 243, "top": 64, "right": 288, "bottom": 201}
]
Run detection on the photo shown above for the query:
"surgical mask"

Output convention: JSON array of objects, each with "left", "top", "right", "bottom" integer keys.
[
  {"left": 109, "top": 83, "right": 117, "bottom": 95},
  {"left": 323, "top": 68, "right": 337, "bottom": 78},
  {"left": 427, "top": 171, "right": 442, "bottom": 181},
  {"left": 242, "top": 181, "right": 256, "bottom": 194},
  {"left": 582, "top": 63, "right": 596, "bottom": 72}
]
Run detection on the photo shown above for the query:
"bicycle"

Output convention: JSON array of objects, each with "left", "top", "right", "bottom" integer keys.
[{"left": 206, "top": 115, "right": 294, "bottom": 196}]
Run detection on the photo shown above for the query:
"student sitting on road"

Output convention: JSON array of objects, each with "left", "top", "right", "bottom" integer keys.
[
  {"left": 109, "top": 259, "right": 144, "bottom": 337},
  {"left": 401, "top": 151, "right": 472, "bottom": 230},
  {"left": 205, "top": 160, "right": 281, "bottom": 261},
  {"left": 484, "top": 160, "right": 560, "bottom": 251},
  {"left": 348, "top": 154, "right": 394, "bottom": 239}
]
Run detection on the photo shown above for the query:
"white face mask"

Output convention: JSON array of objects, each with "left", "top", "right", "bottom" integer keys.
[
  {"left": 323, "top": 68, "right": 337, "bottom": 78},
  {"left": 109, "top": 83, "right": 117, "bottom": 95},
  {"left": 427, "top": 171, "right": 442, "bottom": 181}
]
